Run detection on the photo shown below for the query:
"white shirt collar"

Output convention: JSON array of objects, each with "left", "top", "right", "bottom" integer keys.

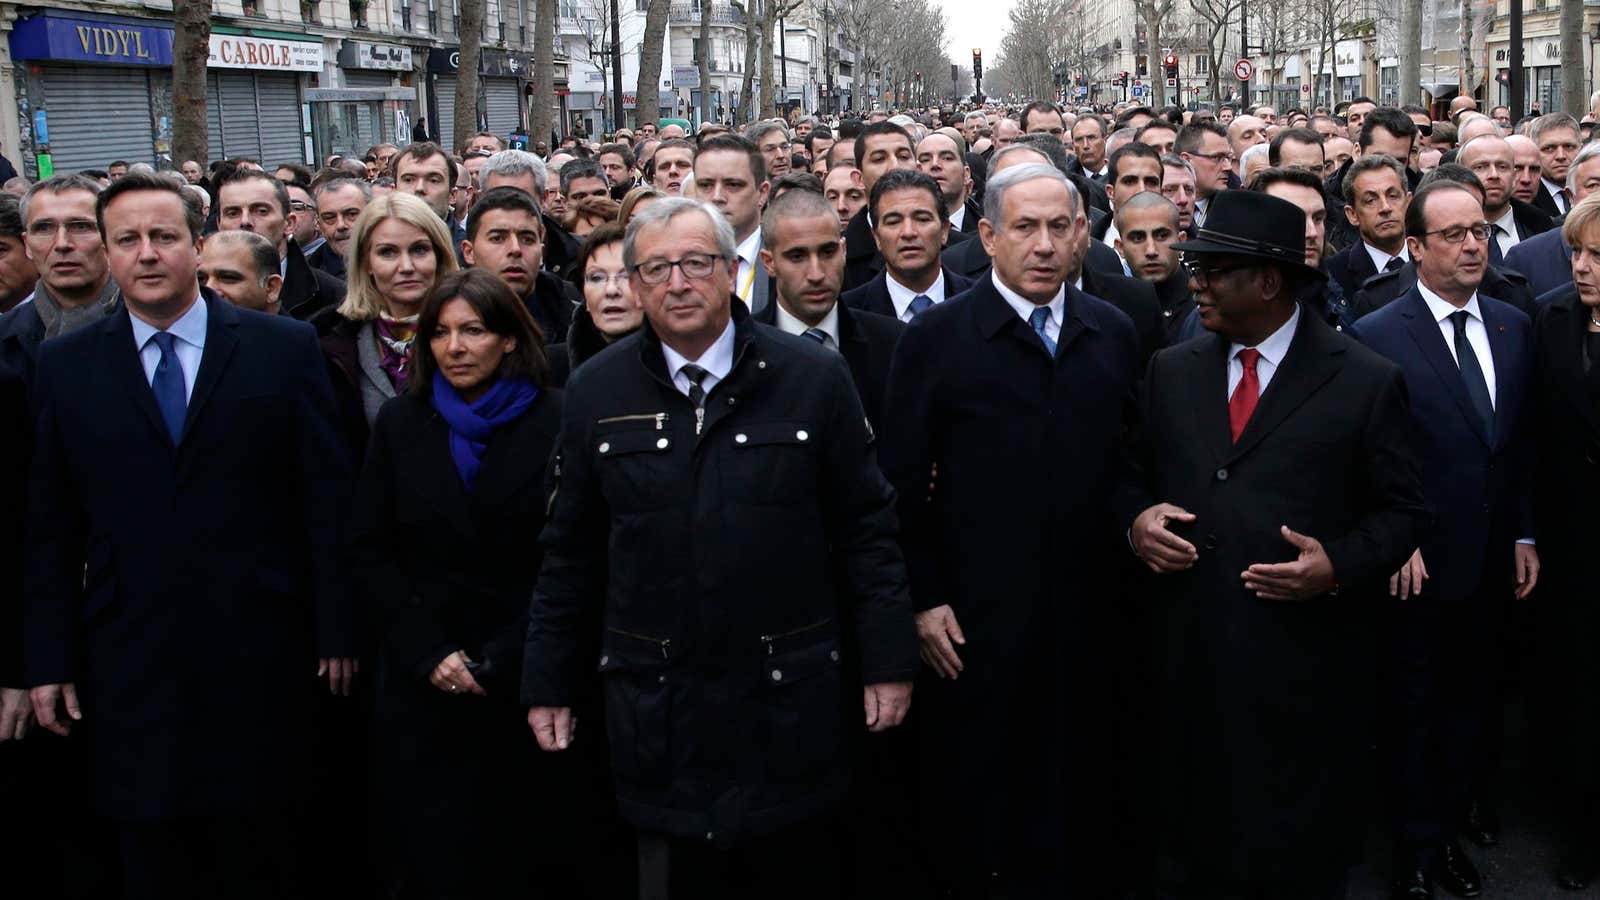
[
  {"left": 1228, "top": 301, "right": 1299, "bottom": 369},
  {"left": 1490, "top": 205, "right": 1517, "bottom": 234},
  {"left": 949, "top": 204, "right": 967, "bottom": 230},
  {"left": 735, "top": 228, "right": 762, "bottom": 268},
  {"left": 1544, "top": 176, "right": 1568, "bottom": 204},
  {"left": 130, "top": 293, "right": 208, "bottom": 353},
  {"left": 990, "top": 269, "right": 1065, "bottom": 330},
  {"left": 885, "top": 269, "right": 945, "bottom": 320},
  {"left": 774, "top": 300, "right": 840, "bottom": 348},
  {"left": 1416, "top": 279, "right": 1482, "bottom": 324},
  {"left": 660, "top": 316, "right": 736, "bottom": 386},
  {"left": 1363, "top": 242, "right": 1408, "bottom": 273}
]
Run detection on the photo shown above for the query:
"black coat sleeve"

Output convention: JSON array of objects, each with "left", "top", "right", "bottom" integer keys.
[
  {"left": 816, "top": 354, "right": 917, "bottom": 686},
  {"left": 0, "top": 373, "right": 25, "bottom": 687},
  {"left": 21, "top": 348, "right": 85, "bottom": 687},
  {"left": 877, "top": 315, "right": 950, "bottom": 613}
]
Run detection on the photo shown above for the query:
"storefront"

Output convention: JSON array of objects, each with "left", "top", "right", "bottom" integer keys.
[
  {"left": 9, "top": 9, "right": 175, "bottom": 175},
  {"left": 1489, "top": 37, "right": 1574, "bottom": 114},
  {"left": 427, "top": 47, "right": 532, "bottom": 153},
  {"left": 313, "top": 40, "right": 419, "bottom": 163},
  {"left": 8, "top": 12, "right": 320, "bottom": 175}
]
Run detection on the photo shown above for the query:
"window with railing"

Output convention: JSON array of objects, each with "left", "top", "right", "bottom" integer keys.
[
  {"left": 301, "top": 0, "right": 321, "bottom": 24},
  {"left": 398, "top": 0, "right": 411, "bottom": 30},
  {"left": 242, "top": 0, "right": 260, "bottom": 14},
  {"left": 350, "top": 0, "right": 369, "bottom": 27},
  {"left": 452, "top": 0, "right": 460, "bottom": 34},
  {"left": 427, "top": 0, "right": 438, "bottom": 32}
]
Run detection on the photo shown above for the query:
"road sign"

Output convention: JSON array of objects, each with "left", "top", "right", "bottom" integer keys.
[
  {"left": 1234, "top": 59, "right": 1254, "bottom": 81},
  {"left": 1300, "top": 83, "right": 1311, "bottom": 94},
  {"left": 1166, "top": 78, "right": 1177, "bottom": 88},
  {"left": 1132, "top": 86, "right": 1146, "bottom": 97}
]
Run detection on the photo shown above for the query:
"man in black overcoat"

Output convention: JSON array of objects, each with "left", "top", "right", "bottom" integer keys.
[
  {"left": 1116, "top": 190, "right": 1427, "bottom": 898},
  {"left": 877, "top": 162, "right": 1142, "bottom": 897}
]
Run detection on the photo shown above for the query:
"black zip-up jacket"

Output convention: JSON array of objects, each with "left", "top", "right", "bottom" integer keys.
[{"left": 522, "top": 299, "right": 917, "bottom": 847}]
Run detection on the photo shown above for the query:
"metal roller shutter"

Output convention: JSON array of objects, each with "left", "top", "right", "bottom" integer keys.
[
  {"left": 206, "top": 75, "right": 224, "bottom": 162},
  {"left": 434, "top": 75, "right": 456, "bottom": 152},
  {"left": 218, "top": 72, "right": 263, "bottom": 162},
  {"left": 484, "top": 78, "right": 521, "bottom": 136},
  {"left": 343, "top": 72, "right": 390, "bottom": 151},
  {"left": 255, "top": 74, "right": 303, "bottom": 167},
  {"left": 343, "top": 71, "right": 392, "bottom": 89},
  {"left": 43, "top": 66, "right": 154, "bottom": 173}
]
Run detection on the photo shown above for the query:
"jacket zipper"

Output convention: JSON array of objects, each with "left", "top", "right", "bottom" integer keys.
[
  {"left": 596, "top": 412, "right": 667, "bottom": 429},
  {"left": 608, "top": 627, "right": 672, "bottom": 661},
  {"left": 760, "top": 618, "right": 832, "bottom": 656},
  {"left": 545, "top": 452, "right": 562, "bottom": 516}
]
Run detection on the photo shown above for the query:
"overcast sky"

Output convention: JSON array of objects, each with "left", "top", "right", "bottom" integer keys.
[{"left": 944, "top": 0, "right": 1015, "bottom": 66}]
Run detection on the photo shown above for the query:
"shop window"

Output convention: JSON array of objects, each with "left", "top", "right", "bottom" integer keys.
[
  {"left": 351, "top": 0, "right": 370, "bottom": 28},
  {"left": 302, "top": 0, "right": 322, "bottom": 23},
  {"left": 242, "top": 0, "right": 260, "bottom": 14},
  {"left": 399, "top": 0, "right": 412, "bottom": 30}
]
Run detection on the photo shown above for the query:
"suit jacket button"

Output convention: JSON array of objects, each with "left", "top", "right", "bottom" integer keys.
[
  {"left": 1215, "top": 468, "right": 1228, "bottom": 481},
  {"left": 1204, "top": 535, "right": 1217, "bottom": 550}
]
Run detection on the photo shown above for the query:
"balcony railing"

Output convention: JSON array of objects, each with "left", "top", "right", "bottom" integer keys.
[{"left": 668, "top": 3, "right": 747, "bottom": 26}]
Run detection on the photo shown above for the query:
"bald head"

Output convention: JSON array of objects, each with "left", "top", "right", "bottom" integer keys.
[
  {"left": 1457, "top": 115, "right": 1501, "bottom": 146},
  {"left": 1228, "top": 116, "right": 1268, "bottom": 155}
]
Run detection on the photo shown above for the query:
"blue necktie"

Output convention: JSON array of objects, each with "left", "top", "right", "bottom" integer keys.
[
  {"left": 907, "top": 294, "right": 933, "bottom": 318},
  {"left": 149, "top": 331, "right": 187, "bottom": 444},
  {"left": 1450, "top": 310, "right": 1494, "bottom": 434},
  {"left": 801, "top": 327, "right": 828, "bottom": 345},
  {"left": 1029, "top": 306, "right": 1056, "bottom": 355}
]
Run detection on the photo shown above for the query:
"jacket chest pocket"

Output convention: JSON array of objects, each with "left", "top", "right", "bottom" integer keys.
[
  {"left": 763, "top": 626, "right": 847, "bottom": 782},
  {"left": 727, "top": 421, "right": 816, "bottom": 506},
  {"left": 595, "top": 425, "right": 679, "bottom": 511},
  {"left": 598, "top": 629, "right": 674, "bottom": 786}
]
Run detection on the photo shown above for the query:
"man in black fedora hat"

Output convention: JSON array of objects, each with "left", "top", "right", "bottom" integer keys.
[{"left": 1114, "top": 189, "right": 1429, "bottom": 898}]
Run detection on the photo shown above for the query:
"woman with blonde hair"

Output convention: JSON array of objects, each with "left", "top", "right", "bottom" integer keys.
[
  {"left": 617, "top": 184, "right": 665, "bottom": 227},
  {"left": 314, "top": 191, "right": 459, "bottom": 455}
]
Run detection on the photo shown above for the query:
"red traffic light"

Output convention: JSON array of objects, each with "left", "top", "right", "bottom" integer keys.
[{"left": 1164, "top": 54, "right": 1178, "bottom": 67}]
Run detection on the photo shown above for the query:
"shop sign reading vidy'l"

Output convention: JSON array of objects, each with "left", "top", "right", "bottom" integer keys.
[{"left": 8, "top": 10, "right": 175, "bottom": 66}]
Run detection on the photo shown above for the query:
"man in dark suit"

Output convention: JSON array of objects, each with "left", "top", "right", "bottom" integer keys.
[
  {"left": 1351, "top": 180, "right": 1538, "bottom": 900},
  {"left": 306, "top": 176, "right": 372, "bottom": 280},
  {"left": 841, "top": 169, "right": 974, "bottom": 323},
  {"left": 1115, "top": 191, "right": 1194, "bottom": 344},
  {"left": 1325, "top": 155, "right": 1412, "bottom": 298},
  {"left": 1529, "top": 113, "right": 1581, "bottom": 220},
  {"left": 879, "top": 162, "right": 1141, "bottom": 896},
  {"left": 916, "top": 131, "right": 983, "bottom": 236},
  {"left": 756, "top": 186, "right": 904, "bottom": 431},
  {"left": 1117, "top": 190, "right": 1427, "bottom": 898},
  {"left": 843, "top": 121, "right": 919, "bottom": 290},
  {"left": 1324, "top": 109, "right": 1423, "bottom": 250},
  {"left": 25, "top": 171, "right": 358, "bottom": 900},
  {"left": 1502, "top": 140, "right": 1600, "bottom": 296},
  {"left": 215, "top": 169, "right": 345, "bottom": 320},
  {"left": 1458, "top": 134, "right": 1555, "bottom": 265},
  {"left": 460, "top": 187, "right": 580, "bottom": 341}
]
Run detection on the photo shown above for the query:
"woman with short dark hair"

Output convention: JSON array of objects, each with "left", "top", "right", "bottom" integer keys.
[{"left": 549, "top": 222, "right": 642, "bottom": 385}]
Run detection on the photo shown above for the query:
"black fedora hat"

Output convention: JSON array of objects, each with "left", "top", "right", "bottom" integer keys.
[{"left": 1172, "top": 190, "right": 1326, "bottom": 281}]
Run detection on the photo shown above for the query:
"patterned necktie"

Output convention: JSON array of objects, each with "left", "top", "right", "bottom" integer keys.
[
  {"left": 1229, "top": 348, "right": 1261, "bottom": 443},
  {"left": 680, "top": 363, "right": 709, "bottom": 409},
  {"left": 1029, "top": 306, "right": 1056, "bottom": 355},
  {"left": 149, "top": 331, "right": 187, "bottom": 444},
  {"left": 801, "top": 327, "right": 828, "bottom": 345},
  {"left": 1450, "top": 310, "right": 1494, "bottom": 433},
  {"left": 1384, "top": 256, "right": 1405, "bottom": 272},
  {"left": 907, "top": 294, "right": 934, "bottom": 319}
]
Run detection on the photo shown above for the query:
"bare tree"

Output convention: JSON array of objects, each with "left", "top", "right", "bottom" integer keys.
[
  {"left": 172, "top": 0, "right": 212, "bottom": 168},
  {"left": 1134, "top": 0, "right": 1178, "bottom": 108},
  {"left": 739, "top": 1, "right": 758, "bottom": 123},
  {"left": 636, "top": 0, "right": 671, "bottom": 131},
  {"left": 837, "top": 0, "right": 889, "bottom": 110},
  {"left": 1399, "top": 0, "right": 1420, "bottom": 105},
  {"left": 1189, "top": 0, "right": 1242, "bottom": 101},
  {"left": 760, "top": 0, "right": 803, "bottom": 119},
  {"left": 455, "top": 0, "right": 486, "bottom": 150},
  {"left": 532, "top": 0, "right": 557, "bottom": 143},
  {"left": 698, "top": 0, "right": 712, "bottom": 124},
  {"left": 1562, "top": 0, "right": 1584, "bottom": 117}
]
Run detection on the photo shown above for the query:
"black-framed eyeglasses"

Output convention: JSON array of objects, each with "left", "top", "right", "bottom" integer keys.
[
  {"left": 1422, "top": 222, "right": 1492, "bottom": 244},
  {"left": 1187, "top": 261, "right": 1257, "bottom": 288},
  {"left": 1190, "top": 150, "right": 1237, "bottom": 164},
  {"left": 633, "top": 252, "right": 723, "bottom": 284}
]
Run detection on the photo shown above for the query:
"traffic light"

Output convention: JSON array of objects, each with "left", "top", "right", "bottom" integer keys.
[{"left": 1164, "top": 54, "right": 1179, "bottom": 78}]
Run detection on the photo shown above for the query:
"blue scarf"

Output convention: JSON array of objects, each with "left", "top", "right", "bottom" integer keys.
[{"left": 430, "top": 370, "right": 540, "bottom": 491}]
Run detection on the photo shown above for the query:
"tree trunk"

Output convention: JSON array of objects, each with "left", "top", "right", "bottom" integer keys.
[
  {"left": 759, "top": 3, "right": 776, "bottom": 119},
  {"left": 533, "top": 0, "right": 557, "bottom": 145},
  {"left": 1562, "top": 0, "right": 1585, "bottom": 117},
  {"left": 172, "top": 0, "right": 212, "bottom": 167},
  {"left": 1145, "top": 5, "right": 1164, "bottom": 108},
  {"left": 699, "top": 0, "right": 713, "bottom": 124},
  {"left": 1399, "top": 0, "right": 1421, "bottom": 106},
  {"left": 636, "top": 0, "right": 670, "bottom": 134},
  {"left": 456, "top": 0, "right": 486, "bottom": 151},
  {"left": 740, "top": 4, "right": 759, "bottom": 123}
]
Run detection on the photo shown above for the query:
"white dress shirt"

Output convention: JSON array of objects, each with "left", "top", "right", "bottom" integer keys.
[
  {"left": 1227, "top": 302, "right": 1299, "bottom": 400},
  {"left": 1363, "top": 242, "right": 1409, "bottom": 275},
  {"left": 661, "top": 317, "right": 737, "bottom": 398},
  {"left": 991, "top": 270, "right": 1064, "bottom": 344},
  {"left": 1490, "top": 206, "right": 1521, "bottom": 258},
  {"left": 1543, "top": 177, "right": 1570, "bottom": 215},
  {"left": 1416, "top": 282, "right": 1496, "bottom": 406},
  {"left": 949, "top": 204, "right": 967, "bottom": 231},
  {"left": 131, "top": 296, "right": 207, "bottom": 402},
  {"left": 774, "top": 301, "right": 840, "bottom": 350},
  {"left": 886, "top": 270, "right": 947, "bottom": 323},
  {"left": 733, "top": 228, "right": 762, "bottom": 305}
]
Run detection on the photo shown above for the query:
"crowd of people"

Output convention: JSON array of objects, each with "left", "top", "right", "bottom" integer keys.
[{"left": 1, "top": 90, "right": 1599, "bottom": 900}]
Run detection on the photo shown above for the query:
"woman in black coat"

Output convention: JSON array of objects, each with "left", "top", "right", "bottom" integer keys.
[
  {"left": 1531, "top": 201, "right": 1600, "bottom": 889},
  {"left": 548, "top": 221, "right": 643, "bottom": 386},
  {"left": 349, "top": 268, "right": 617, "bottom": 897}
]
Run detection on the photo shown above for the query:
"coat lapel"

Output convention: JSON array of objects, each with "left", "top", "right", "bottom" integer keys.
[
  {"left": 1224, "top": 315, "right": 1343, "bottom": 464},
  {"left": 411, "top": 406, "right": 479, "bottom": 539},
  {"left": 180, "top": 296, "right": 239, "bottom": 445},
  {"left": 1480, "top": 299, "right": 1519, "bottom": 450},
  {"left": 1184, "top": 333, "right": 1235, "bottom": 467},
  {"left": 1398, "top": 289, "right": 1492, "bottom": 447},
  {"left": 104, "top": 309, "right": 174, "bottom": 448},
  {"left": 835, "top": 302, "right": 872, "bottom": 389}
]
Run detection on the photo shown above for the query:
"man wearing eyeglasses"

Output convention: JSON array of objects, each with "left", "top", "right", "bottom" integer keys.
[
  {"left": 1349, "top": 179, "right": 1538, "bottom": 900},
  {"left": 524, "top": 196, "right": 916, "bottom": 898},
  {"left": 1120, "top": 189, "right": 1425, "bottom": 899},
  {"left": 746, "top": 121, "right": 793, "bottom": 179},
  {"left": 1175, "top": 122, "right": 1234, "bottom": 227}
]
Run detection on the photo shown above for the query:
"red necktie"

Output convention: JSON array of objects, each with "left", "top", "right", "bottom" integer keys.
[{"left": 1229, "top": 348, "right": 1261, "bottom": 443}]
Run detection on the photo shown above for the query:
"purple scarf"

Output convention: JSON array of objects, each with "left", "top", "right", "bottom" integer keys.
[{"left": 430, "top": 371, "right": 540, "bottom": 491}]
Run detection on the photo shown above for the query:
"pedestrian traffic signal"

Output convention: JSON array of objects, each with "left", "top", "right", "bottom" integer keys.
[{"left": 1164, "top": 54, "right": 1179, "bottom": 78}]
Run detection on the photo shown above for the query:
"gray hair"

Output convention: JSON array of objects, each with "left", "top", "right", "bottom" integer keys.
[
  {"left": 983, "top": 163, "right": 1079, "bottom": 231},
  {"left": 183, "top": 182, "right": 211, "bottom": 212},
  {"left": 963, "top": 110, "right": 987, "bottom": 126},
  {"left": 1105, "top": 127, "right": 1137, "bottom": 158},
  {"left": 1570, "top": 140, "right": 1600, "bottom": 193},
  {"left": 1341, "top": 153, "right": 1409, "bottom": 204},
  {"left": 482, "top": 149, "right": 548, "bottom": 194},
  {"left": 1239, "top": 143, "right": 1270, "bottom": 178},
  {"left": 21, "top": 173, "right": 103, "bottom": 224},
  {"left": 314, "top": 177, "right": 373, "bottom": 203},
  {"left": 127, "top": 163, "right": 157, "bottom": 176},
  {"left": 1530, "top": 113, "right": 1581, "bottom": 146},
  {"left": 744, "top": 121, "right": 790, "bottom": 145},
  {"left": 1161, "top": 153, "right": 1197, "bottom": 182},
  {"left": 623, "top": 196, "right": 736, "bottom": 269}
]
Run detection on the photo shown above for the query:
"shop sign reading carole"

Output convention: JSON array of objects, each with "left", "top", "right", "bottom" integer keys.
[{"left": 209, "top": 34, "right": 325, "bottom": 72}]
